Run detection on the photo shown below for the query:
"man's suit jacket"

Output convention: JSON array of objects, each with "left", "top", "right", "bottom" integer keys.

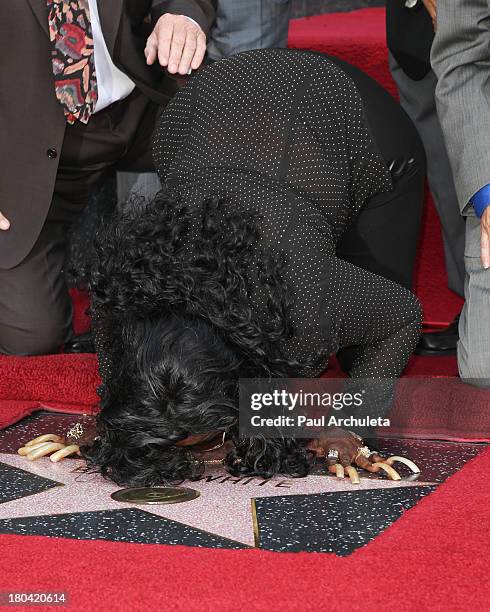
[
  {"left": 386, "top": 0, "right": 434, "bottom": 80},
  {"left": 431, "top": 0, "right": 490, "bottom": 214},
  {"left": 0, "top": 0, "right": 215, "bottom": 269},
  {"left": 207, "top": 0, "right": 291, "bottom": 61}
]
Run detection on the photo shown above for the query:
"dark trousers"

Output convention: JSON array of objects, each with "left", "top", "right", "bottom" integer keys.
[
  {"left": 336, "top": 159, "right": 424, "bottom": 290},
  {"left": 0, "top": 89, "right": 159, "bottom": 355},
  {"left": 333, "top": 55, "right": 425, "bottom": 290}
]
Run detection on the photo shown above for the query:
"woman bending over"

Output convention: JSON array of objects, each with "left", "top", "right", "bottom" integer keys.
[{"left": 21, "top": 50, "right": 424, "bottom": 484}]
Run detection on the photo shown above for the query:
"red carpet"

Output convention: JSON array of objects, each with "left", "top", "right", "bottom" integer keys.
[
  {"left": 1, "top": 443, "right": 489, "bottom": 610},
  {"left": 0, "top": 9, "right": 487, "bottom": 440}
]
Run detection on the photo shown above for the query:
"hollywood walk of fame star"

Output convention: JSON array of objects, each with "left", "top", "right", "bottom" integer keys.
[{"left": 0, "top": 452, "right": 435, "bottom": 546}]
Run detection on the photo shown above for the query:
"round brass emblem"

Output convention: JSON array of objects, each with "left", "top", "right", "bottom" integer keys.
[{"left": 111, "top": 486, "right": 200, "bottom": 505}]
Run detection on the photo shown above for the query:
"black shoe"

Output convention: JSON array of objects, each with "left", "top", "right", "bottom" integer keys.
[
  {"left": 64, "top": 331, "right": 95, "bottom": 354},
  {"left": 415, "top": 313, "right": 460, "bottom": 356}
]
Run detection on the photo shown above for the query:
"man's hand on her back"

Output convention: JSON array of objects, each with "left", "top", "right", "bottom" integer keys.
[
  {"left": 0, "top": 211, "right": 10, "bottom": 231},
  {"left": 145, "top": 13, "right": 206, "bottom": 75},
  {"left": 422, "top": 0, "right": 437, "bottom": 30},
  {"left": 481, "top": 207, "right": 490, "bottom": 269}
]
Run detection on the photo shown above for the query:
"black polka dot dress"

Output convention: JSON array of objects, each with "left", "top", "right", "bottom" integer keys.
[{"left": 152, "top": 49, "right": 422, "bottom": 379}]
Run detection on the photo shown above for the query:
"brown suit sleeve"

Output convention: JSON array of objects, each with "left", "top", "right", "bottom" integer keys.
[{"left": 151, "top": 0, "right": 216, "bottom": 36}]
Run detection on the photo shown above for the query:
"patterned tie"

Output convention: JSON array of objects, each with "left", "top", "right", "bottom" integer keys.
[{"left": 47, "top": 0, "right": 98, "bottom": 124}]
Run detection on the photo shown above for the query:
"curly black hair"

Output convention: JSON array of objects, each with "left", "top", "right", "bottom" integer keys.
[{"left": 82, "top": 190, "right": 314, "bottom": 486}]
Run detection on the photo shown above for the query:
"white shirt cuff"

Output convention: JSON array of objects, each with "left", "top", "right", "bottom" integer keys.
[{"left": 185, "top": 16, "right": 201, "bottom": 30}]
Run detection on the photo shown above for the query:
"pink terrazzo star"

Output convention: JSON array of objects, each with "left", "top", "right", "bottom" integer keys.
[{"left": 0, "top": 453, "right": 434, "bottom": 546}]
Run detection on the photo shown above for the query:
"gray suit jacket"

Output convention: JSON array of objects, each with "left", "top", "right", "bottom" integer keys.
[
  {"left": 207, "top": 0, "right": 291, "bottom": 60},
  {"left": 431, "top": 0, "right": 490, "bottom": 214}
]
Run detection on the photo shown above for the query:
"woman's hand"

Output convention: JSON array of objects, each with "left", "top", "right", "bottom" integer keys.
[
  {"left": 306, "top": 428, "right": 420, "bottom": 484},
  {"left": 17, "top": 423, "right": 96, "bottom": 463},
  {"left": 18, "top": 434, "right": 81, "bottom": 462},
  {"left": 307, "top": 427, "right": 365, "bottom": 465}
]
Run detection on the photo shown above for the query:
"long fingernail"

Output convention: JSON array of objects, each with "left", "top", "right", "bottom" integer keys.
[{"left": 0, "top": 220, "right": 10, "bottom": 230}]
